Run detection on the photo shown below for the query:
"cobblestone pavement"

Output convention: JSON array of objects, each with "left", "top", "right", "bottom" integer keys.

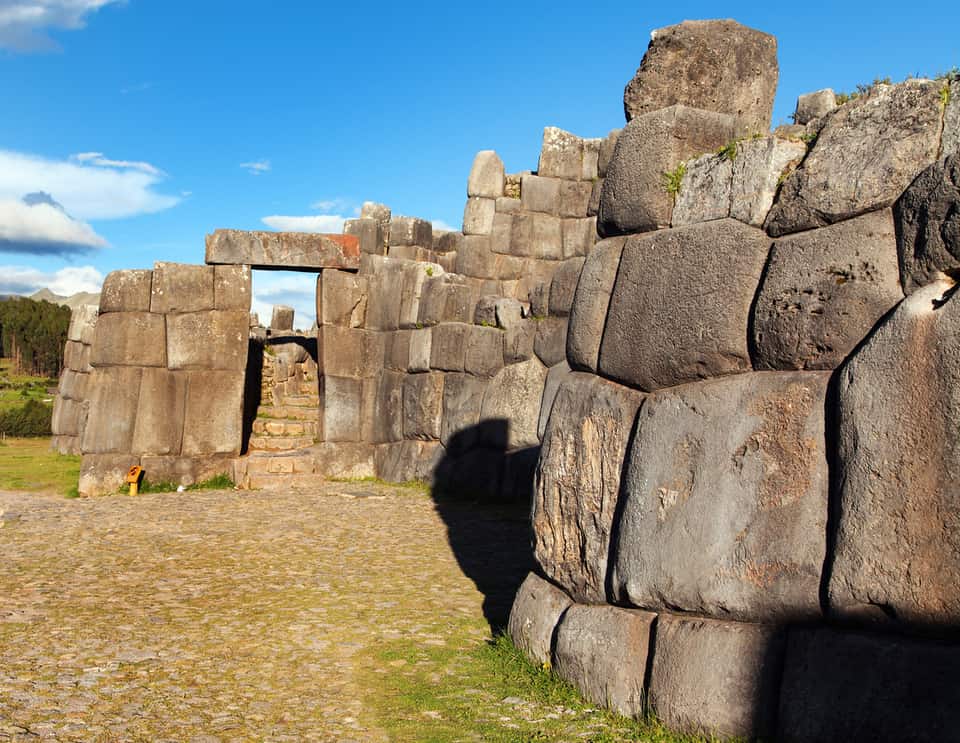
[{"left": 0, "top": 483, "right": 530, "bottom": 741}]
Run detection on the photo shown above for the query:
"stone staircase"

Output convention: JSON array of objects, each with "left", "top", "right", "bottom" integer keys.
[{"left": 247, "top": 340, "right": 321, "bottom": 453}]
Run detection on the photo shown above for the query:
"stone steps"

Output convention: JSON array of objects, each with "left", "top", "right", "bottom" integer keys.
[
  {"left": 247, "top": 434, "right": 317, "bottom": 452},
  {"left": 252, "top": 418, "right": 320, "bottom": 437},
  {"left": 256, "top": 405, "right": 318, "bottom": 421},
  {"left": 279, "top": 393, "right": 320, "bottom": 407}
]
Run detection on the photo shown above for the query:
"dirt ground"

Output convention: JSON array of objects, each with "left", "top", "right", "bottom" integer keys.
[{"left": 0, "top": 483, "right": 533, "bottom": 741}]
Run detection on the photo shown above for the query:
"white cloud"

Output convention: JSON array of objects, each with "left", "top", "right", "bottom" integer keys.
[
  {"left": 0, "top": 0, "right": 121, "bottom": 52},
  {"left": 250, "top": 272, "right": 317, "bottom": 330},
  {"left": 0, "top": 194, "right": 106, "bottom": 254},
  {"left": 261, "top": 214, "right": 346, "bottom": 233},
  {"left": 309, "top": 197, "right": 355, "bottom": 213},
  {"left": 432, "top": 219, "right": 457, "bottom": 233},
  {"left": 71, "top": 151, "right": 164, "bottom": 177},
  {"left": 0, "top": 264, "right": 103, "bottom": 295},
  {"left": 0, "top": 149, "right": 179, "bottom": 220},
  {"left": 240, "top": 160, "right": 270, "bottom": 176}
]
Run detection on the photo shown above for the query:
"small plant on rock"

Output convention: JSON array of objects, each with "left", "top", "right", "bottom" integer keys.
[
  {"left": 717, "top": 140, "right": 738, "bottom": 161},
  {"left": 662, "top": 162, "right": 687, "bottom": 201}
]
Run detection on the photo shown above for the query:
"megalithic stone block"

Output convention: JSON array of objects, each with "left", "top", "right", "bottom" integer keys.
[
  {"left": 205, "top": 229, "right": 361, "bottom": 270},
  {"left": 507, "top": 572, "right": 573, "bottom": 667},
  {"left": 566, "top": 237, "right": 626, "bottom": 373},
  {"left": 99, "top": 269, "right": 152, "bottom": 313},
  {"left": 67, "top": 304, "right": 98, "bottom": 343},
  {"left": 389, "top": 216, "right": 432, "bottom": 247},
  {"left": 150, "top": 262, "right": 214, "bottom": 314},
  {"left": 319, "top": 270, "right": 368, "bottom": 328},
  {"left": 131, "top": 368, "right": 187, "bottom": 456},
  {"left": 181, "top": 370, "right": 245, "bottom": 455},
  {"left": 166, "top": 310, "right": 249, "bottom": 371},
  {"left": 343, "top": 218, "right": 381, "bottom": 256},
  {"left": 402, "top": 372, "right": 444, "bottom": 440},
  {"left": 794, "top": 88, "right": 836, "bottom": 124},
  {"left": 81, "top": 366, "right": 143, "bottom": 454},
  {"left": 270, "top": 305, "right": 295, "bottom": 332},
  {"left": 538, "top": 127, "right": 584, "bottom": 181},
  {"left": 479, "top": 358, "right": 547, "bottom": 450},
  {"left": 467, "top": 150, "right": 505, "bottom": 198},
  {"left": 213, "top": 264, "right": 252, "bottom": 310},
  {"left": 90, "top": 312, "right": 167, "bottom": 368}
]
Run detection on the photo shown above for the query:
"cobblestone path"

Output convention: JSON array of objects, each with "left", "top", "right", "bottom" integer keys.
[{"left": 0, "top": 484, "right": 531, "bottom": 741}]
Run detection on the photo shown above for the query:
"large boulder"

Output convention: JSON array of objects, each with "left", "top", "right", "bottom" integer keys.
[
  {"left": 99, "top": 269, "right": 152, "bottom": 313},
  {"left": 507, "top": 572, "right": 573, "bottom": 667},
  {"left": 598, "top": 219, "right": 770, "bottom": 392},
  {"left": 479, "top": 359, "right": 546, "bottom": 450},
  {"left": 150, "top": 262, "right": 214, "bottom": 314},
  {"left": 467, "top": 150, "right": 505, "bottom": 198},
  {"left": 166, "top": 310, "right": 249, "bottom": 371},
  {"left": 81, "top": 367, "right": 143, "bottom": 454},
  {"left": 610, "top": 371, "right": 831, "bottom": 622},
  {"left": 895, "top": 154, "right": 960, "bottom": 293},
  {"left": 598, "top": 105, "right": 736, "bottom": 236},
  {"left": 90, "top": 312, "right": 167, "bottom": 368},
  {"left": 533, "top": 373, "right": 644, "bottom": 604},
  {"left": 752, "top": 209, "right": 903, "bottom": 370},
  {"left": 828, "top": 278, "right": 960, "bottom": 631},
  {"left": 566, "top": 237, "right": 626, "bottom": 372},
  {"left": 623, "top": 20, "right": 778, "bottom": 137},
  {"left": 765, "top": 80, "right": 944, "bottom": 236},
  {"left": 181, "top": 370, "right": 244, "bottom": 455}
]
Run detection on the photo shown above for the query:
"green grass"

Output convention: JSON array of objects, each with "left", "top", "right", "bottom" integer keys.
[
  {"left": 0, "top": 359, "right": 57, "bottom": 414},
  {"left": 0, "top": 437, "right": 80, "bottom": 495},
  {"left": 717, "top": 141, "right": 737, "bottom": 162},
  {"left": 133, "top": 473, "right": 236, "bottom": 494},
  {"left": 327, "top": 475, "right": 432, "bottom": 494},
  {"left": 662, "top": 162, "right": 687, "bottom": 201},
  {"left": 359, "top": 629, "right": 720, "bottom": 742}
]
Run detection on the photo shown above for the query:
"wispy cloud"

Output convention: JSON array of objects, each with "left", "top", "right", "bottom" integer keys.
[
  {"left": 250, "top": 272, "right": 317, "bottom": 329},
  {"left": 0, "top": 0, "right": 121, "bottom": 52},
  {"left": 261, "top": 214, "right": 347, "bottom": 233},
  {"left": 309, "top": 197, "right": 356, "bottom": 213},
  {"left": 240, "top": 160, "right": 271, "bottom": 176},
  {"left": 432, "top": 219, "right": 456, "bottom": 232},
  {"left": 0, "top": 148, "right": 178, "bottom": 221},
  {"left": 0, "top": 192, "right": 106, "bottom": 255},
  {"left": 0, "top": 264, "right": 103, "bottom": 295}
]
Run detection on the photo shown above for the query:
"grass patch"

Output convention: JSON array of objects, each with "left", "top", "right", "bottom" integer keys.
[
  {"left": 133, "top": 473, "right": 236, "bottom": 494},
  {"left": 0, "top": 437, "right": 80, "bottom": 495},
  {"left": 0, "top": 359, "right": 57, "bottom": 413},
  {"left": 326, "top": 475, "right": 431, "bottom": 494},
  {"left": 359, "top": 629, "right": 716, "bottom": 742}
]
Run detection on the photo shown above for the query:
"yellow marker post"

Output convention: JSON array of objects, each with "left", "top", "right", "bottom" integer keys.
[{"left": 125, "top": 465, "right": 143, "bottom": 496}]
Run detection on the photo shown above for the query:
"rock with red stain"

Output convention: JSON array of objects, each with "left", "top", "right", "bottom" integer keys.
[{"left": 205, "top": 229, "right": 360, "bottom": 270}]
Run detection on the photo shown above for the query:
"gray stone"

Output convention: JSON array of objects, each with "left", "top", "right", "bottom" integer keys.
[
  {"left": 78, "top": 453, "right": 138, "bottom": 497},
  {"left": 512, "top": 212, "right": 563, "bottom": 260},
  {"left": 599, "top": 220, "right": 769, "bottom": 391},
  {"left": 99, "top": 269, "right": 152, "bottom": 313},
  {"left": 462, "top": 197, "right": 496, "bottom": 235},
  {"left": 140, "top": 455, "right": 233, "bottom": 489},
  {"left": 753, "top": 210, "right": 903, "bottom": 370},
  {"left": 271, "top": 305, "right": 294, "bottom": 332},
  {"left": 480, "top": 358, "right": 546, "bottom": 450},
  {"left": 473, "top": 295, "right": 498, "bottom": 326},
  {"left": 213, "top": 264, "right": 251, "bottom": 311},
  {"left": 64, "top": 340, "right": 92, "bottom": 373},
  {"left": 521, "top": 174, "right": 561, "bottom": 214},
  {"left": 181, "top": 370, "right": 244, "bottom": 455},
  {"left": 548, "top": 258, "right": 585, "bottom": 317},
  {"left": 455, "top": 235, "right": 498, "bottom": 279},
  {"left": 528, "top": 282, "right": 549, "bottom": 319},
  {"left": 464, "top": 325, "right": 504, "bottom": 377},
  {"left": 494, "top": 252, "right": 525, "bottom": 281},
  {"left": 90, "top": 312, "right": 167, "bottom": 368},
  {"left": 441, "top": 372, "right": 487, "bottom": 451},
  {"left": 503, "top": 322, "right": 536, "bottom": 364},
  {"left": 205, "top": 230, "right": 360, "bottom": 271},
  {"left": 828, "top": 278, "right": 960, "bottom": 631},
  {"left": 895, "top": 154, "right": 960, "bottom": 293},
  {"left": 533, "top": 317, "right": 567, "bottom": 368},
  {"left": 467, "top": 150, "right": 505, "bottom": 198},
  {"left": 777, "top": 627, "right": 960, "bottom": 743},
  {"left": 554, "top": 605, "right": 655, "bottom": 718},
  {"left": 51, "top": 396, "right": 85, "bottom": 436},
  {"left": 150, "top": 262, "right": 214, "bottom": 314},
  {"left": 400, "top": 262, "right": 442, "bottom": 329},
  {"left": 131, "top": 368, "right": 187, "bottom": 455},
  {"left": 534, "top": 373, "right": 643, "bottom": 603},
  {"left": 408, "top": 328, "right": 432, "bottom": 372},
  {"left": 389, "top": 216, "right": 432, "bottom": 247},
  {"left": 368, "top": 370, "right": 404, "bottom": 444},
  {"left": 587, "top": 180, "right": 602, "bottom": 217},
  {"left": 566, "top": 238, "right": 625, "bottom": 373},
  {"left": 59, "top": 369, "right": 89, "bottom": 402},
  {"left": 581, "top": 138, "right": 602, "bottom": 181},
  {"left": 375, "top": 439, "right": 444, "bottom": 484},
  {"left": 319, "top": 326, "right": 385, "bottom": 379},
  {"left": 166, "top": 310, "right": 249, "bottom": 371},
  {"left": 766, "top": 81, "right": 944, "bottom": 236},
  {"left": 430, "top": 323, "right": 467, "bottom": 372},
  {"left": 538, "top": 127, "right": 583, "bottom": 181},
  {"left": 416, "top": 276, "right": 447, "bottom": 326},
  {"left": 623, "top": 19, "right": 778, "bottom": 137},
  {"left": 323, "top": 375, "right": 362, "bottom": 442},
  {"left": 795, "top": 88, "right": 836, "bottom": 124},
  {"left": 611, "top": 371, "right": 830, "bottom": 622},
  {"left": 365, "top": 271, "right": 402, "bottom": 330},
  {"left": 561, "top": 218, "right": 596, "bottom": 259},
  {"left": 495, "top": 196, "right": 521, "bottom": 214},
  {"left": 433, "top": 230, "right": 463, "bottom": 254},
  {"left": 319, "top": 270, "right": 368, "bottom": 328},
  {"left": 537, "top": 361, "right": 572, "bottom": 441},
  {"left": 730, "top": 135, "right": 808, "bottom": 227},
  {"left": 388, "top": 244, "right": 435, "bottom": 263},
  {"left": 671, "top": 152, "right": 733, "bottom": 227},
  {"left": 444, "top": 281, "right": 479, "bottom": 323},
  {"left": 944, "top": 78, "right": 960, "bottom": 157},
  {"left": 648, "top": 614, "right": 785, "bottom": 740},
  {"left": 344, "top": 218, "right": 382, "bottom": 256},
  {"left": 598, "top": 106, "right": 737, "bottom": 236},
  {"left": 494, "top": 298, "right": 524, "bottom": 329},
  {"left": 598, "top": 129, "right": 620, "bottom": 178},
  {"left": 81, "top": 367, "right": 142, "bottom": 454},
  {"left": 402, "top": 372, "right": 444, "bottom": 440},
  {"left": 67, "top": 304, "right": 98, "bottom": 343},
  {"left": 507, "top": 572, "right": 573, "bottom": 667}
]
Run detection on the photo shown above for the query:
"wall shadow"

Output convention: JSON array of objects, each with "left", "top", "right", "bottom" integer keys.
[
  {"left": 241, "top": 338, "right": 263, "bottom": 455},
  {"left": 430, "top": 420, "right": 537, "bottom": 633}
]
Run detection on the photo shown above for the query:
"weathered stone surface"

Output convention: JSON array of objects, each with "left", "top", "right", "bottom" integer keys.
[
  {"left": 895, "top": 154, "right": 960, "bottom": 293},
  {"left": 537, "top": 361, "right": 571, "bottom": 440},
  {"left": 455, "top": 235, "right": 498, "bottom": 279},
  {"left": 473, "top": 295, "right": 498, "bottom": 327},
  {"left": 99, "top": 269, "right": 152, "bottom": 313},
  {"left": 400, "top": 262, "right": 442, "bottom": 329},
  {"left": 730, "top": 135, "right": 807, "bottom": 226},
  {"left": 51, "top": 396, "right": 85, "bottom": 436},
  {"left": 462, "top": 197, "right": 496, "bottom": 235},
  {"left": 166, "top": 310, "right": 249, "bottom": 371},
  {"left": 131, "top": 368, "right": 187, "bottom": 455},
  {"left": 389, "top": 216, "right": 432, "bottom": 247},
  {"left": 78, "top": 453, "right": 137, "bottom": 496},
  {"left": 90, "top": 312, "right": 167, "bottom": 368},
  {"left": 611, "top": 371, "right": 830, "bottom": 622},
  {"left": 649, "top": 614, "right": 785, "bottom": 740},
  {"left": 140, "top": 455, "right": 233, "bottom": 488},
  {"left": 566, "top": 238, "right": 625, "bottom": 373},
  {"left": 59, "top": 369, "right": 89, "bottom": 402},
  {"left": 375, "top": 439, "right": 444, "bottom": 484},
  {"left": 507, "top": 572, "right": 573, "bottom": 667},
  {"left": 538, "top": 127, "right": 584, "bottom": 181},
  {"left": 598, "top": 106, "right": 737, "bottom": 236},
  {"left": 319, "top": 270, "right": 368, "bottom": 328},
  {"left": 528, "top": 282, "right": 549, "bottom": 319},
  {"left": 213, "top": 264, "right": 251, "bottom": 311},
  {"left": 67, "top": 304, "right": 98, "bottom": 343},
  {"left": 582, "top": 139, "right": 602, "bottom": 181},
  {"left": 364, "top": 272, "right": 402, "bottom": 330},
  {"left": 467, "top": 150, "right": 505, "bottom": 198},
  {"left": 944, "top": 78, "right": 960, "bottom": 157},
  {"left": 402, "top": 372, "right": 444, "bottom": 440},
  {"left": 548, "top": 258, "right": 585, "bottom": 317},
  {"left": 407, "top": 328, "right": 431, "bottom": 372},
  {"left": 322, "top": 375, "right": 361, "bottom": 442},
  {"left": 503, "top": 321, "right": 536, "bottom": 364},
  {"left": 181, "top": 370, "right": 244, "bottom": 455},
  {"left": 671, "top": 152, "right": 733, "bottom": 227},
  {"left": 778, "top": 627, "right": 960, "bottom": 743},
  {"left": 766, "top": 81, "right": 944, "bottom": 236},
  {"left": 150, "top": 262, "right": 214, "bottom": 314},
  {"left": 480, "top": 358, "right": 546, "bottom": 450},
  {"left": 554, "top": 605, "right": 655, "bottom": 718},
  {"left": 271, "top": 305, "right": 294, "bottom": 332},
  {"left": 440, "top": 372, "right": 487, "bottom": 452},
  {"left": 561, "top": 217, "right": 596, "bottom": 259},
  {"left": 430, "top": 323, "right": 467, "bottom": 372},
  {"left": 343, "top": 217, "right": 381, "bottom": 256},
  {"left": 828, "top": 278, "right": 960, "bottom": 631},
  {"left": 319, "top": 326, "right": 385, "bottom": 379},
  {"left": 63, "top": 340, "right": 92, "bottom": 373},
  {"left": 81, "top": 367, "right": 143, "bottom": 454},
  {"left": 494, "top": 298, "right": 524, "bottom": 329},
  {"left": 367, "top": 370, "right": 403, "bottom": 444},
  {"left": 521, "top": 174, "right": 561, "bottom": 215},
  {"left": 598, "top": 129, "right": 620, "bottom": 178},
  {"left": 623, "top": 19, "right": 778, "bottom": 137},
  {"left": 205, "top": 230, "right": 360, "bottom": 270},
  {"left": 464, "top": 325, "right": 503, "bottom": 377},
  {"left": 753, "top": 210, "right": 903, "bottom": 370},
  {"left": 512, "top": 212, "right": 563, "bottom": 260},
  {"left": 534, "top": 373, "right": 643, "bottom": 603},
  {"left": 795, "top": 88, "right": 836, "bottom": 124},
  {"left": 533, "top": 317, "right": 567, "bottom": 368},
  {"left": 489, "top": 212, "right": 513, "bottom": 255},
  {"left": 599, "top": 220, "right": 769, "bottom": 391}
]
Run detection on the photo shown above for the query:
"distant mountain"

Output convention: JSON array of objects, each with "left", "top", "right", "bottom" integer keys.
[{"left": 29, "top": 288, "right": 100, "bottom": 311}]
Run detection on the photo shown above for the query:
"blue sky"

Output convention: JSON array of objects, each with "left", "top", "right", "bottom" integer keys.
[{"left": 0, "top": 0, "right": 957, "bottom": 325}]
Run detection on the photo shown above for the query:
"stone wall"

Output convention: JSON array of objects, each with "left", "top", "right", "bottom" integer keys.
[
  {"left": 77, "top": 262, "right": 251, "bottom": 496},
  {"left": 51, "top": 304, "right": 98, "bottom": 455},
  {"left": 510, "top": 20, "right": 960, "bottom": 742}
]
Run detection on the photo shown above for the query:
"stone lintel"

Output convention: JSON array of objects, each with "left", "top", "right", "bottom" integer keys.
[{"left": 205, "top": 230, "right": 360, "bottom": 271}]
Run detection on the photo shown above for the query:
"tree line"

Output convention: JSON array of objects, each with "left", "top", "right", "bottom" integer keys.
[{"left": 0, "top": 297, "right": 71, "bottom": 378}]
